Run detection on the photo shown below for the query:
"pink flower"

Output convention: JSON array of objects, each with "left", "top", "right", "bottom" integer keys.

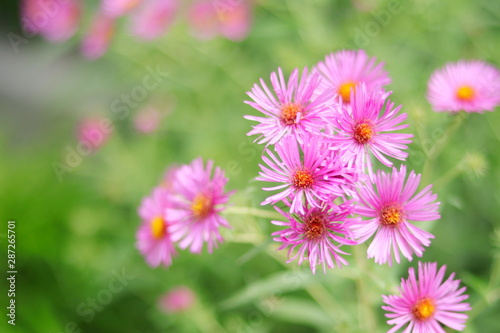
[
  {"left": 272, "top": 201, "right": 358, "bottom": 274},
  {"left": 158, "top": 286, "right": 196, "bottom": 313},
  {"left": 133, "top": 106, "right": 164, "bottom": 133},
  {"left": 427, "top": 60, "right": 500, "bottom": 113},
  {"left": 101, "top": 0, "right": 143, "bottom": 18},
  {"left": 167, "top": 158, "right": 234, "bottom": 253},
  {"left": 129, "top": 0, "right": 178, "bottom": 40},
  {"left": 187, "top": 0, "right": 252, "bottom": 41},
  {"left": 383, "top": 262, "right": 471, "bottom": 333},
  {"left": 136, "top": 187, "right": 177, "bottom": 267},
  {"left": 350, "top": 165, "right": 440, "bottom": 266},
  {"left": 77, "top": 117, "right": 112, "bottom": 152},
  {"left": 81, "top": 13, "right": 115, "bottom": 60},
  {"left": 244, "top": 67, "right": 333, "bottom": 145},
  {"left": 21, "top": 0, "right": 81, "bottom": 43},
  {"left": 257, "top": 133, "right": 358, "bottom": 214},
  {"left": 315, "top": 49, "right": 391, "bottom": 104},
  {"left": 329, "top": 84, "right": 412, "bottom": 172}
]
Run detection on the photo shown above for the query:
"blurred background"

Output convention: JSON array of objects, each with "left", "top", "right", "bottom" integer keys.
[{"left": 1, "top": 0, "right": 500, "bottom": 332}]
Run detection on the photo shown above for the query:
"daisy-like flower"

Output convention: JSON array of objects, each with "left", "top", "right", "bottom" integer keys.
[
  {"left": 427, "top": 60, "right": 500, "bottom": 113},
  {"left": 272, "top": 200, "right": 358, "bottom": 274},
  {"left": 136, "top": 187, "right": 177, "bottom": 267},
  {"left": 315, "top": 49, "right": 391, "bottom": 104},
  {"left": 351, "top": 165, "right": 440, "bottom": 266},
  {"left": 167, "top": 158, "right": 234, "bottom": 253},
  {"left": 329, "top": 84, "right": 412, "bottom": 172},
  {"left": 257, "top": 133, "right": 357, "bottom": 214},
  {"left": 382, "top": 262, "right": 471, "bottom": 332},
  {"left": 244, "top": 67, "right": 334, "bottom": 145}
]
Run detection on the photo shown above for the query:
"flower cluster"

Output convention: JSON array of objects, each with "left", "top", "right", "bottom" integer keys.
[
  {"left": 21, "top": 0, "right": 253, "bottom": 59},
  {"left": 136, "top": 158, "right": 234, "bottom": 267},
  {"left": 245, "top": 49, "right": 441, "bottom": 272}
]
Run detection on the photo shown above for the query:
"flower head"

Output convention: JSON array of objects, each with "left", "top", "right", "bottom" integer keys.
[
  {"left": 101, "top": 0, "right": 143, "bottom": 17},
  {"left": 427, "top": 60, "right": 500, "bottom": 113},
  {"left": 77, "top": 117, "right": 112, "bottom": 152},
  {"left": 245, "top": 67, "right": 334, "bottom": 145},
  {"left": 167, "top": 158, "right": 234, "bottom": 253},
  {"left": 158, "top": 286, "right": 196, "bottom": 314},
  {"left": 315, "top": 50, "right": 391, "bottom": 104},
  {"left": 136, "top": 187, "right": 177, "bottom": 267},
  {"left": 272, "top": 201, "right": 358, "bottom": 274},
  {"left": 81, "top": 13, "right": 115, "bottom": 60},
  {"left": 382, "top": 262, "right": 471, "bottom": 332},
  {"left": 130, "top": 0, "right": 178, "bottom": 40},
  {"left": 351, "top": 165, "right": 440, "bottom": 265},
  {"left": 329, "top": 84, "right": 412, "bottom": 172},
  {"left": 257, "top": 133, "right": 358, "bottom": 214},
  {"left": 21, "top": 0, "right": 81, "bottom": 43}
]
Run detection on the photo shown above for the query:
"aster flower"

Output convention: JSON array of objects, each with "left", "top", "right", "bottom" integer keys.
[
  {"left": 427, "top": 60, "right": 500, "bottom": 113},
  {"left": 244, "top": 67, "right": 334, "bottom": 145},
  {"left": 257, "top": 133, "right": 358, "bottom": 214},
  {"left": 21, "top": 0, "right": 81, "bottom": 43},
  {"left": 382, "top": 262, "right": 471, "bottom": 333},
  {"left": 136, "top": 187, "right": 177, "bottom": 267},
  {"left": 130, "top": 0, "right": 178, "bottom": 40},
  {"left": 351, "top": 165, "right": 440, "bottom": 266},
  {"left": 167, "top": 158, "right": 234, "bottom": 253},
  {"left": 81, "top": 13, "right": 115, "bottom": 60},
  {"left": 329, "top": 84, "right": 412, "bottom": 172},
  {"left": 77, "top": 117, "right": 112, "bottom": 152},
  {"left": 315, "top": 49, "right": 391, "bottom": 104},
  {"left": 272, "top": 201, "right": 358, "bottom": 274}
]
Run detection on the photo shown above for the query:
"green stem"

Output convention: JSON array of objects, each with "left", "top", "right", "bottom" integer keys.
[
  {"left": 224, "top": 206, "right": 282, "bottom": 220},
  {"left": 353, "top": 245, "right": 377, "bottom": 333}
]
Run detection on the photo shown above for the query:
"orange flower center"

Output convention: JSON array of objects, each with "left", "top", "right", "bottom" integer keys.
[
  {"left": 151, "top": 216, "right": 166, "bottom": 239},
  {"left": 338, "top": 81, "right": 357, "bottom": 103},
  {"left": 456, "top": 85, "right": 475, "bottom": 101},
  {"left": 304, "top": 212, "right": 325, "bottom": 239},
  {"left": 412, "top": 298, "right": 435, "bottom": 320},
  {"left": 353, "top": 122, "right": 374, "bottom": 144},
  {"left": 379, "top": 206, "right": 402, "bottom": 226},
  {"left": 280, "top": 103, "right": 304, "bottom": 126},
  {"left": 191, "top": 194, "right": 212, "bottom": 219},
  {"left": 292, "top": 170, "right": 314, "bottom": 189}
]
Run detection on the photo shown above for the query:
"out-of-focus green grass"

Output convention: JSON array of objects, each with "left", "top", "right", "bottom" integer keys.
[{"left": 1, "top": 0, "right": 500, "bottom": 332}]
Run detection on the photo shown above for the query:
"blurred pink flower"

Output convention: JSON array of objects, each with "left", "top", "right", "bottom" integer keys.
[
  {"left": 158, "top": 286, "right": 196, "bottom": 313},
  {"left": 77, "top": 117, "right": 112, "bottom": 152},
  {"left": 427, "top": 60, "right": 500, "bottom": 113},
  {"left": 21, "top": 0, "right": 81, "bottom": 43},
  {"left": 101, "top": 0, "right": 143, "bottom": 18},
  {"left": 81, "top": 13, "right": 115, "bottom": 59},
  {"left": 130, "top": 0, "right": 178, "bottom": 40},
  {"left": 188, "top": 0, "right": 252, "bottom": 41},
  {"left": 137, "top": 187, "right": 177, "bottom": 267},
  {"left": 133, "top": 106, "right": 164, "bottom": 133}
]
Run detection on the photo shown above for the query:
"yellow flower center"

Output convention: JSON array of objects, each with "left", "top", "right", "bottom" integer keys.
[
  {"left": 292, "top": 170, "right": 314, "bottom": 189},
  {"left": 304, "top": 212, "right": 325, "bottom": 239},
  {"left": 412, "top": 298, "right": 435, "bottom": 320},
  {"left": 280, "top": 103, "right": 304, "bottom": 126},
  {"left": 191, "top": 194, "right": 212, "bottom": 219},
  {"left": 151, "top": 216, "right": 166, "bottom": 239},
  {"left": 353, "top": 122, "right": 374, "bottom": 144},
  {"left": 379, "top": 206, "right": 402, "bottom": 226},
  {"left": 456, "top": 85, "right": 475, "bottom": 101},
  {"left": 338, "top": 81, "right": 357, "bottom": 103}
]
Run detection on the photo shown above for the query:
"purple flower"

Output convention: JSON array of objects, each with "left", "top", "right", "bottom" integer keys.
[
  {"left": 382, "top": 262, "right": 471, "bottom": 333},
  {"left": 167, "top": 158, "right": 233, "bottom": 253},
  {"left": 351, "top": 165, "right": 440, "bottom": 266},
  {"left": 427, "top": 60, "right": 500, "bottom": 113},
  {"left": 244, "top": 67, "right": 333, "bottom": 145},
  {"left": 315, "top": 49, "right": 391, "bottom": 104},
  {"left": 272, "top": 201, "right": 358, "bottom": 274},
  {"left": 257, "top": 134, "right": 358, "bottom": 214},
  {"left": 329, "top": 84, "right": 412, "bottom": 172},
  {"left": 136, "top": 187, "right": 177, "bottom": 267}
]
